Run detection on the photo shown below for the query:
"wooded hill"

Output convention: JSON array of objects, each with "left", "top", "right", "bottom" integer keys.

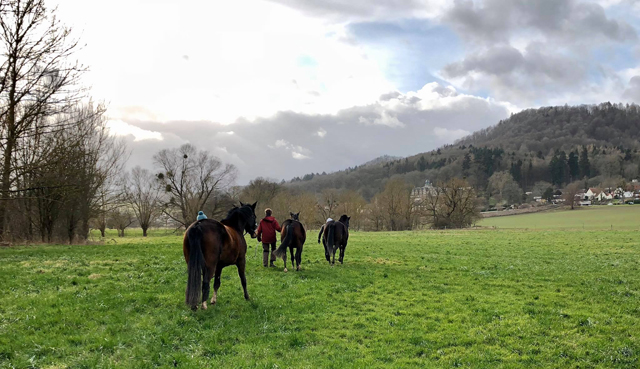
[{"left": 287, "top": 103, "right": 640, "bottom": 199}]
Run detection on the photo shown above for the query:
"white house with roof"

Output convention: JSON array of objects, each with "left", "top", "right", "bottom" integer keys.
[{"left": 585, "top": 188, "right": 601, "bottom": 200}]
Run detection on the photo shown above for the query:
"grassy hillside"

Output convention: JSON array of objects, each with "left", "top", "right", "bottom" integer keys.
[
  {"left": 1, "top": 229, "right": 639, "bottom": 367},
  {"left": 480, "top": 205, "right": 640, "bottom": 230},
  {"left": 286, "top": 103, "right": 640, "bottom": 198}
]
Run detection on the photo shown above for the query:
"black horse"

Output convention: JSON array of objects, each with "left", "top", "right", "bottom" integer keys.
[
  {"left": 183, "top": 202, "right": 257, "bottom": 310},
  {"left": 320, "top": 214, "right": 350, "bottom": 265},
  {"left": 274, "top": 212, "right": 306, "bottom": 272}
]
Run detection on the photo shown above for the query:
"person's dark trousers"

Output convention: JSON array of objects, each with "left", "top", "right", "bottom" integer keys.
[{"left": 262, "top": 242, "right": 276, "bottom": 267}]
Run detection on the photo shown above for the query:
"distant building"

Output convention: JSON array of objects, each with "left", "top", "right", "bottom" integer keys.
[
  {"left": 411, "top": 179, "right": 437, "bottom": 201},
  {"left": 585, "top": 188, "right": 602, "bottom": 200}
]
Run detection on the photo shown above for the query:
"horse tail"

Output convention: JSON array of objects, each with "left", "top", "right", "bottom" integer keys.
[
  {"left": 327, "top": 222, "right": 335, "bottom": 251},
  {"left": 185, "top": 223, "right": 205, "bottom": 308},
  {"left": 274, "top": 222, "right": 295, "bottom": 258}
]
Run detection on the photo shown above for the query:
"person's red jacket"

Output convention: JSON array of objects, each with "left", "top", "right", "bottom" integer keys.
[{"left": 257, "top": 216, "right": 281, "bottom": 243}]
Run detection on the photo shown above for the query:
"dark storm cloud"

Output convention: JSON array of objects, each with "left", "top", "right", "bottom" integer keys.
[
  {"left": 441, "top": 0, "right": 637, "bottom": 104},
  {"left": 122, "top": 84, "right": 510, "bottom": 184},
  {"left": 443, "top": 43, "right": 588, "bottom": 101},
  {"left": 445, "top": 0, "right": 637, "bottom": 43}
]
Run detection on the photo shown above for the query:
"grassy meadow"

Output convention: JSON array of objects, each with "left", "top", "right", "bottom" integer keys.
[
  {"left": 479, "top": 205, "right": 640, "bottom": 230},
  {"left": 1, "top": 225, "right": 639, "bottom": 368}
]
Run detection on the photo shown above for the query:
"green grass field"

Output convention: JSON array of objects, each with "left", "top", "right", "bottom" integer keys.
[
  {"left": 1, "top": 227, "right": 639, "bottom": 368},
  {"left": 479, "top": 205, "right": 640, "bottom": 230}
]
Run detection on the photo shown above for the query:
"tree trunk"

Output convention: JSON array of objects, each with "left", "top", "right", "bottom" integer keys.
[
  {"left": 0, "top": 132, "right": 16, "bottom": 240},
  {"left": 142, "top": 227, "right": 148, "bottom": 237}
]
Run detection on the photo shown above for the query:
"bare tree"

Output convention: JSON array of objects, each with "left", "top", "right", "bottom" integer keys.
[
  {"left": 377, "top": 178, "right": 415, "bottom": 231},
  {"left": 270, "top": 189, "right": 318, "bottom": 227},
  {"left": 336, "top": 190, "right": 367, "bottom": 230},
  {"left": 124, "top": 167, "right": 163, "bottom": 237},
  {"left": 240, "top": 177, "right": 281, "bottom": 207},
  {"left": 365, "top": 196, "right": 386, "bottom": 231},
  {"left": 424, "top": 178, "right": 480, "bottom": 229},
  {"left": 0, "top": 0, "right": 86, "bottom": 238},
  {"left": 564, "top": 181, "right": 583, "bottom": 210},
  {"left": 154, "top": 144, "right": 237, "bottom": 228},
  {"left": 108, "top": 208, "right": 134, "bottom": 237},
  {"left": 317, "top": 189, "right": 340, "bottom": 221}
]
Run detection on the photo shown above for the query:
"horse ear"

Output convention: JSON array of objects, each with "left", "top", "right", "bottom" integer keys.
[
  {"left": 290, "top": 212, "right": 294, "bottom": 217},
  {"left": 239, "top": 201, "right": 245, "bottom": 207},
  {"left": 348, "top": 216, "right": 351, "bottom": 220},
  {"left": 251, "top": 201, "right": 257, "bottom": 210},
  {"left": 296, "top": 212, "right": 300, "bottom": 217}
]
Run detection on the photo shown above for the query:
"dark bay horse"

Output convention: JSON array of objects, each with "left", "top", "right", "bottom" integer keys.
[
  {"left": 274, "top": 212, "right": 306, "bottom": 272},
  {"left": 322, "top": 214, "right": 350, "bottom": 265},
  {"left": 183, "top": 202, "right": 257, "bottom": 310}
]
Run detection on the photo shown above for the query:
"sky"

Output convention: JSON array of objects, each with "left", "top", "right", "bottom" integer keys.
[{"left": 52, "top": 0, "right": 640, "bottom": 183}]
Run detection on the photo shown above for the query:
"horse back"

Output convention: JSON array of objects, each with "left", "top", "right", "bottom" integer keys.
[
  {"left": 183, "top": 219, "right": 245, "bottom": 267},
  {"left": 281, "top": 220, "right": 306, "bottom": 247},
  {"left": 335, "top": 221, "right": 349, "bottom": 245}
]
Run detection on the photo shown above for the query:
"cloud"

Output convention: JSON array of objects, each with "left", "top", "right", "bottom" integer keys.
[
  {"left": 443, "top": 44, "right": 588, "bottom": 102},
  {"left": 433, "top": 127, "right": 470, "bottom": 141},
  {"left": 316, "top": 128, "right": 327, "bottom": 137},
  {"left": 120, "top": 82, "right": 511, "bottom": 183},
  {"left": 358, "top": 111, "right": 405, "bottom": 127},
  {"left": 438, "top": 0, "right": 638, "bottom": 105},
  {"left": 264, "top": 0, "right": 449, "bottom": 21},
  {"left": 623, "top": 75, "right": 640, "bottom": 100},
  {"left": 292, "top": 151, "right": 310, "bottom": 160},
  {"left": 444, "top": 0, "right": 637, "bottom": 44},
  {"left": 106, "top": 120, "right": 163, "bottom": 141}
]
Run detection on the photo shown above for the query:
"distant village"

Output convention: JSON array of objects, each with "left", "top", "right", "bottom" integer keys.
[
  {"left": 410, "top": 179, "right": 640, "bottom": 214},
  {"left": 539, "top": 179, "right": 640, "bottom": 207}
]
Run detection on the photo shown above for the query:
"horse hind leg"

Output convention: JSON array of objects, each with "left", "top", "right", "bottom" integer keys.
[
  {"left": 295, "top": 246, "right": 302, "bottom": 271},
  {"left": 211, "top": 265, "right": 222, "bottom": 305},
  {"left": 338, "top": 244, "right": 346, "bottom": 264},
  {"left": 282, "top": 252, "right": 288, "bottom": 273},
  {"left": 237, "top": 258, "right": 250, "bottom": 301},
  {"left": 331, "top": 247, "right": 337, "bottom": 266},
  {"left": 290, "top": 247, "right": 296, "bottom": 272},
  {"left": 201, "top": 266, "right": 214, "bottom": 310}
]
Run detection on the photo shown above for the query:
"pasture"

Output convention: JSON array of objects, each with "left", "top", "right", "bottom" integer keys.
[
  {"left": 1, "top": 229, "right": 639, "bottom": 368},
  {"left": 479, "top": 205, "right": 640, "bottom": 230}
]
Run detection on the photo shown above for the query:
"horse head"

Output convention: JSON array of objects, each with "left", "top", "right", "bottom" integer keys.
[
  {"left": 338, "top": 214, "right": 350, "bottom": 228},
  {"left": 290, "top": 212, "right": 300, "bottom": 221},
  {"left": 230, "top": 201, "right": 258, "bottom": 237}
]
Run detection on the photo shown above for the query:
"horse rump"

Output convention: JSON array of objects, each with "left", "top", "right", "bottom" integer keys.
[
  {"left": 185, "top": 222, "right": 205, "bottom": 308},
  {"left": 274, "top": 221, "right": 295, "bottom": 258}
]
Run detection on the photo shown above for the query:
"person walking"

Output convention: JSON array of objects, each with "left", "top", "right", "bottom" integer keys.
[
  {"left": 257, "top": 208, "right": 282, "bottom": 267},
  {"left": 317, "top": 217, "right": 333, "bottom": 244}
]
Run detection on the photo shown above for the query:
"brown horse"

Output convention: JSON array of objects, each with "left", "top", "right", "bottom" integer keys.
[
  {"left": 183, "top": 202, "right": 257, "bottom": 310},
  {"left": 322, "top": 214, "right": 350, "bottom": 265},
  {"left": 274, "top": 212, "right": 306, "bottom": 272}
]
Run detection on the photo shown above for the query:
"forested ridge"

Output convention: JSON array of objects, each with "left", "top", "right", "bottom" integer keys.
[{"left": 287, "top": 103, "right": 640, "bottom": 198}]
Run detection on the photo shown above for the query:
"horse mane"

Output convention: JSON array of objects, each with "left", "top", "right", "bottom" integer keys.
[
  {"left": 223, "top": 204, "right": 253, "bottom": 223},
  {"left": 224, "top": 206, "right": 240, "bottom": 221}
]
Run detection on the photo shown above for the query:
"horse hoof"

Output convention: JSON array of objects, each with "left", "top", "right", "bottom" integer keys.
[
  {"left": 245, "top": 295, "right": 250, "bottom": 301},
  {"left": 284, "top": 268, "right": 288, "bottom": 272},
  {"left": 190, "top": 305, "right": 198, "bottom": 311},
  {"left": 201, "top": 301, "right": 208, "bottom": 310},
  {"left": 296, "top": 266, "right": 300, "bottom": 271}
]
